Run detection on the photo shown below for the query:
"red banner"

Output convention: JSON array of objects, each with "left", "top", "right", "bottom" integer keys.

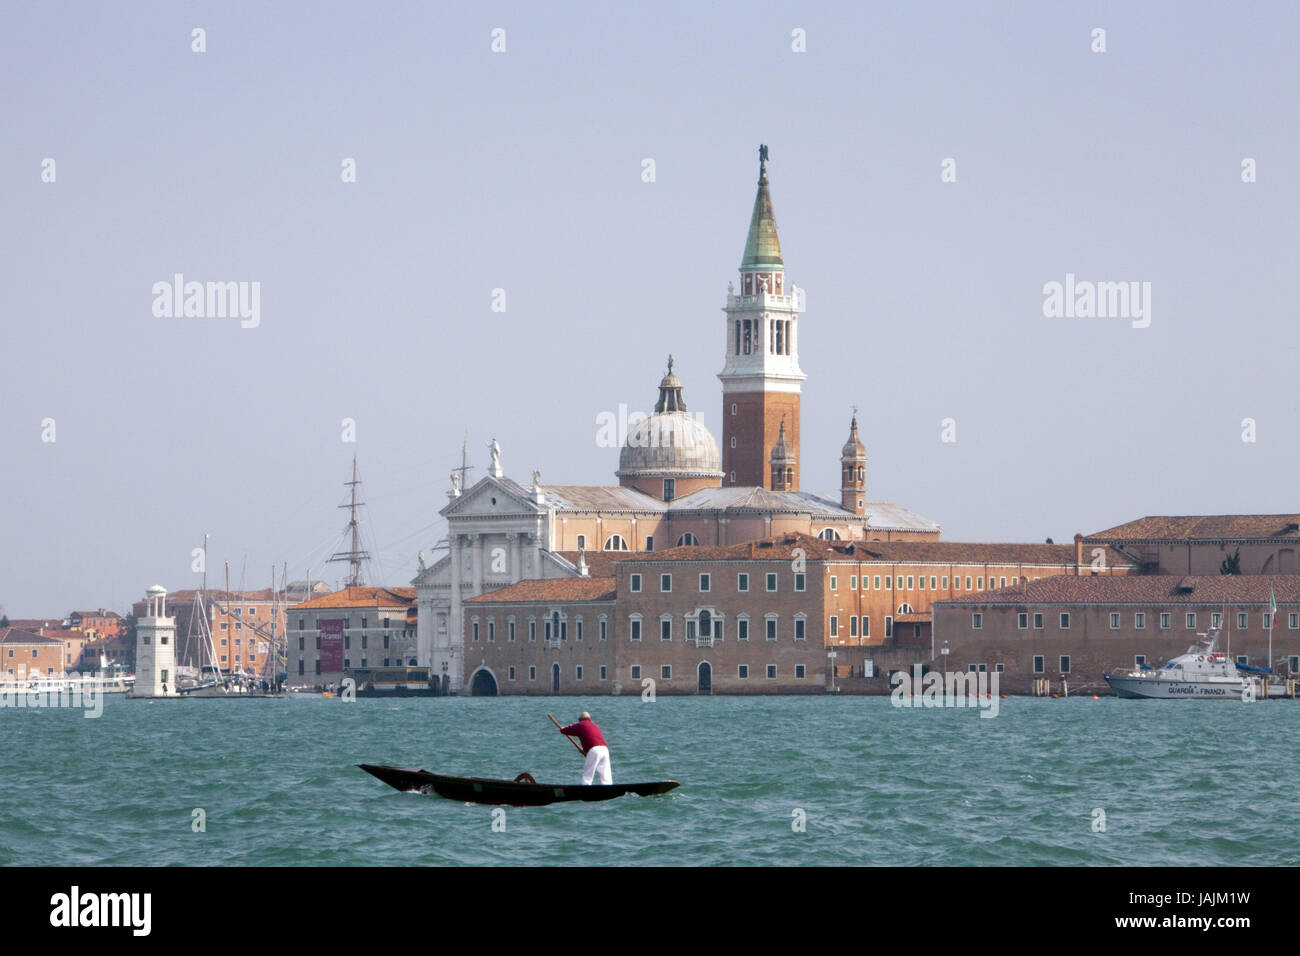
[{"left": 320, "top": 619, "right": 344, "bottom": 671}]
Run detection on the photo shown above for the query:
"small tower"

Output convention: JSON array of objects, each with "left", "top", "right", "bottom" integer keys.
[
  {"left": 770, "top": 418, "right": 796, "bottom": 491},
  {"left": 129, "top": 585, "right": 179, "bottom": 698},
  {"left": 840, "top": 414, "right": 867, "bottom": 516}
]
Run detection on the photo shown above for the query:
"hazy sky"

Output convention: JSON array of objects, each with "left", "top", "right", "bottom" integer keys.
[{"left": 3, "top": 1, "right": 1297, "bottom": 616}]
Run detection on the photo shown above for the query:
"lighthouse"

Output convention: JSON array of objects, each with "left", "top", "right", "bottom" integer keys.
[{"left": 128, "top": 585, "right": 179, "bottom": 698}]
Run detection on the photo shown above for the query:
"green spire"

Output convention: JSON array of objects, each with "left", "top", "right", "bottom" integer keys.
[{"left": 741, "top": 144, "right": 783, "bottom": 271}]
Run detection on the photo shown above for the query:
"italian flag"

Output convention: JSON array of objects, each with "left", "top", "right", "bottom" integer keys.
[{"left": 1269, "top": 583, "right": 1278, "bottom": 630}]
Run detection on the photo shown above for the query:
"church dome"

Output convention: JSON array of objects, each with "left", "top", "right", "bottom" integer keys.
[{"left": 617, "top": 359, "right": 724, "bottom": 479}]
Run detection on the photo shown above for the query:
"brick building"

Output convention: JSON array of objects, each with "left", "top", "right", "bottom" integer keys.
[
  {"left": 932, "top": 574, "right": 1300, "bottom": 694},
  {"left": 287, "top": 586, "right": 417, "bottom": 687},
  {"left": 67, "top": 609, "right": 123, "bottom": 640},
  {"left": 1083, "top": 514, "right": 1300, "bottom": 575},
  {"left": 459, "top": 532, "right": 1134, "bottom": 695},
  {"left": 1, "top": 627, "right": 65, "bottom": 680},
  {"left": 133, "top": 588, "right": 289, "bottom": 676}
]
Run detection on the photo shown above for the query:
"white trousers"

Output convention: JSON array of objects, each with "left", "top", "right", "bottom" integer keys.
[{"left": 582, "top": 745, "right": 612, "bottom": 785}]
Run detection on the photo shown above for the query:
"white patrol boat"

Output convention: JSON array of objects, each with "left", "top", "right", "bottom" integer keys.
[{"left": 1105, "top": 627, "right": 1257, "bottom": 700}]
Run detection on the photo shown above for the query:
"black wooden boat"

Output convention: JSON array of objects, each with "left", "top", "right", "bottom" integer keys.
[{"left": 358, "top": 764, "right": 680, "bottom": 807}]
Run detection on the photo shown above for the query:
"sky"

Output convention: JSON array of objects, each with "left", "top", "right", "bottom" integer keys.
[{"left": 2, "top": 1, "right": 1298, "bottom": 617}]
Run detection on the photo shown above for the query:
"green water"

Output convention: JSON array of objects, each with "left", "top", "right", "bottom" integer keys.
[{"left": 1, "top": 695, "right": 1293, "bottom": 866}]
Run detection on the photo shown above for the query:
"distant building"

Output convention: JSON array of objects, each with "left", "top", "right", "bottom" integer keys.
[
  {"left": 933, "top": 574, "right": 1300, "bottom": 694},
  {"left": 132, "top": 588, "right": 288, "bottom": 676},
  {"left": 67, "top": 609, "right": 123, "bottom": 640},
  {"left": 287, "top": 586, "right": 418, "bottom": 687},
  {"left": 0, "top": 627, "right": 64, "bottom": 681},
  {"left": 1084, "top": 514, "right": 1300, "bottom": 575},
  {"left": 458, "top": 532, "right": 1132, "bottom": 695}
]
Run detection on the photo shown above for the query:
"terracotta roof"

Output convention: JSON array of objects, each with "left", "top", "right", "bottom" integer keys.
[
  {"left": 0, "top": 627, "right": 64, "bottom": 646},
  {"left": 553, "top": 551, "right": 637, "bottom": 578},
  {"left": 895, "top": 613, "right": 931, "bottom": 624},
  {"left": 1087, "top": 515, "right": 1300, "bottom": 541},
  {"left": 622, "top": 532, "right": 1132, "bottom": 568},
  {"left": 68, "top": 610, "right": 122, "bottom": 619},
  {"left": 937, "top": 574, "right": 1300, "bottom": 607},
  {"left": 291, "top": 586, "right": 417, "bottom": 610},
  {"left": 466, "top": 578, "right": 617, "bottom": 605}
]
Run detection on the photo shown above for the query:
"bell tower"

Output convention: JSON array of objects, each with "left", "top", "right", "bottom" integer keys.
[
  {"left": 720, "top": 145, "right": 805, "bottom": 489},
  {"left": 840, "top": 413, "right": 867, "bottom": 515}
]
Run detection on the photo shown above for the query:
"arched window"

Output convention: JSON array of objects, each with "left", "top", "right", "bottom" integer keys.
[
  {"left": 897, "top": 603, "right": 914, "bottom": 615},
  {"left": 818, "top": 528, "right": 841, "bottom": 541},
  {"left": 676, "top": 533, "right": 699, "bottom": 547},
  {"left": 603, "top": 534, "right": 629, "bottom": 551}
]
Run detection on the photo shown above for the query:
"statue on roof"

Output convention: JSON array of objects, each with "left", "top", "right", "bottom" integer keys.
[
  {"left": 488, "top": 438, "right": 501, "bottom": 476},
  {"left": 667, "top": 354, "right": 674, "bottom": 374}
]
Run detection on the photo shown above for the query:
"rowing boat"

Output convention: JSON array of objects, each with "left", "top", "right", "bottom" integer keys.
[{"left": 358, "top": 763, "right": 680, "bottom": 807}]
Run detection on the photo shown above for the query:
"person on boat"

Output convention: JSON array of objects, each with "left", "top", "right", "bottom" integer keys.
[{"left": 559, "top": 711, "right": 612, "bottom": 785}]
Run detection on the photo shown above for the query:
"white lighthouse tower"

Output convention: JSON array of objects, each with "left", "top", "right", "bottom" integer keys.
[{"left": 129, "top": 585, "right": 179, "bottom": 698}]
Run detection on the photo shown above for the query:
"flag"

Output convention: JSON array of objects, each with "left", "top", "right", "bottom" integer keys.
[{"left": 1269, "top": 583, "right": 1278, "bottom": 630}]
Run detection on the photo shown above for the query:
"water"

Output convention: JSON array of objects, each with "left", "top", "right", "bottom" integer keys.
[{"left": 1, "top": 695, "right": 1294, "bottom": 866}]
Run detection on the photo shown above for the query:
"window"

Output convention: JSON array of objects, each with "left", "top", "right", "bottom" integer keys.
[
  {"left": 1134, "top": 655, "right": 1146, "bottom": 668},
  {"left": 630, "top": 617, "right": 642, "bottom": 641},
  {"left": 972, "top": 613, "right": 982, "bottom": 630},
  {"left": 766, "top": 573, "right": 778, "bottom": 592},
  {"left": 731, "top": 437, "right": 737, "bottom": 447},
  {"left": 795, "top": 617, "right": 807, "bottom": 640},
  {"left": 828, "top": 576, "right": 837, "bottom": 591},
  {"left": 918, "top": 576, "right": 925, "bottom": 590},
  {"left": 976, "top": 577, "right": 983, "bottom": 589},
  {"left": 604, "top": 534, "right": 629, "bottom": 551},
  {"left": 766, "top": 665, "right": 777, "bottom": 679},
  {"left": 1237, "top": 612, "right": 1248, "bottom": 630},
  {"left": 576, "top": 534, "right": 585, "bottom": 551},
  {"left": 907, "top": 576, "right": 914, "bottom": 589},
  {"left": 737, "top": 617, "right": 749, "bottom": 641},
  {"left": 508, "top": 620, "right": 516, "bottom": 642},
  {"left": 663, "top": 479, "right": 675, "bottom": 501},
  {"left": 1017, "top": 613, "right": 1027, "bottom": 629},
  {"left": 850, "top": 576, "right": 857, "bottom": 590},
  {"left": 487, "top": 619, "right": 495, "bottom": 642},
  {"left": 529, "top": 666, "right": 536, "bottom": 680},
  {"left": 1290, "top": 614, "right": 1299, "bottom": 630},
  {"left": 884, "top": 615, "right": 893, "bottom": 638},
  {"left": 699, "top": 573, "right": 711, "bottom": 592},
  {"left": 1159, "top": 612, "right": 1171, "bottom": 629},
  {"left": 829, "top": 616, "right": 839, "bottom": 637},
  {"left": 676, "top": 532, "right": 699, "bottom": 546},
  {"left": 508, "top": 666, "right": 516, "bottom": 681},
  {"left": 1060, "top": 613, "right": 1070, "bottom": 629},
  {"left": 885, "top": 576, "right": 892, "bottom": 589},
  {"left": 1264, "top": 613, "right": 1273, "bottom": 630},
  {"left": 795, "top": 573, "right": 806, "bottom": 592},
  {"left": 795, "top": 665, "right": 806, "bottom": 679},
  {"left": 995, "top": 663, "right": 1004, "bottom": 673},
  {"left": 600, "top": 665, "right": 607, "bottom": 680},
  {"left": 1186, "top": 612, "right": 1196, "bottom": 630},
  {"left": 630, "top": 574, "right": 642, "bottom": 592},
  {"left": 661, "top": 665, "right": 671, "bottom": 680},
  {"left": 576, "top": 665, "right": 584, "bottom": 680},
  {"left": 660, "top": 617, "right": 671, "bottom": 641},
  {"left": 1060, "top": 655, "right": 1071, "bottom": 674},
  {"left": 1236, "top": 655, "right": 1248, "bottom": 666},
  {"left": 861, "top": 616, "right": 869, "bottom": 638},
  {"left": 766, "top": 617, "right": 778, "bottom": 641},
  {"left": 473, "top": 620, "right": 481, "bottom": 642},
  {"left": 965, "top": 576, "right": 972, "bottom": 589},
  {"left": 819, "top": 528, "right": 841, "bottom": 540},
  {"left": 1109, "top": 613, "right": 1120, "bottom": 629},
  {"left": 661, "top": 574, "right": 672, "bottom": 593},
  {"left": 849, "top": 616, "right": 858, "bottom": 637},
  {"left": 528, "top": 618, "right": 537, "bottom": 641},
  {"left": 599, "top": 617, "right": 608, "bottom": 641},
  {"left": 999, "top": 577, "right": 1007, "bottom": 588},
  {"left": 941, "top": 576, "right": 948, "bottom": 589},
  {"left": 1033, "top": 655, "right": 1044, "bottom": 674},
  {"left": 576, "top": 619, "right": 583, "bottom": 641},
  {"left": 1135, "top": 613, "right": 1145, "bottom": 629},
  {"left": 738, "top": 664, "right": 749, "bottom": 679}
]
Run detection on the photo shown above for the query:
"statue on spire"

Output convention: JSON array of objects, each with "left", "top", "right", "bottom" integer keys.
[
  {"left": 667, "top": 354, "right": 674, "bottom": 374},
  {"left": 759, "top": 144, "right": 769, "bottom": 179}
]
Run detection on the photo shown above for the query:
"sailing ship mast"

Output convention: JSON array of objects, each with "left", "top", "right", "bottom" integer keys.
[{"left": 328, "top": 455, "right": 370, "bottom": 588}]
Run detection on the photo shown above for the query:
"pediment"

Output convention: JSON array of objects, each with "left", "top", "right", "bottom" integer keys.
[{"left": 440, "top": 476, "right": 542, "bottom": 520}]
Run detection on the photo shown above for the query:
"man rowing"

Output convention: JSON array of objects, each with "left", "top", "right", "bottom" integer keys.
[{"left": 558, "top": 711, "right": 612, "bottom": 785}]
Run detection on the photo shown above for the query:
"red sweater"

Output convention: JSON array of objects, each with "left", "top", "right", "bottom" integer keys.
[{"left": 560, "top": 719, "right": 607, "bottom": 754}]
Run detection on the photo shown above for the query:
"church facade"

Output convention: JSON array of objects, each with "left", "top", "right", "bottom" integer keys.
[{"left": 413, "top": 148, "right": 939, "bottom": 693}]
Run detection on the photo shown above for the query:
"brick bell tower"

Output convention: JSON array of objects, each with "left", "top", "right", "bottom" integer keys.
[{"left": 719, "top": 144, "right": 806, "bottom": 489}]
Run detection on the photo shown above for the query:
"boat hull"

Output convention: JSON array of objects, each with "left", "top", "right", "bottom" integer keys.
[
  {"left": 358, "top": 764, "right": 680, "bottom": 806},
  {"left": 1104, "top": 674, "right": 1250, "bottom": 700}
]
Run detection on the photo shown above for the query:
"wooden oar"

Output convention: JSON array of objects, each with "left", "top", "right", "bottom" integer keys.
[{"left": 549, "top": 712, "right": 584, "bottom": 753}]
